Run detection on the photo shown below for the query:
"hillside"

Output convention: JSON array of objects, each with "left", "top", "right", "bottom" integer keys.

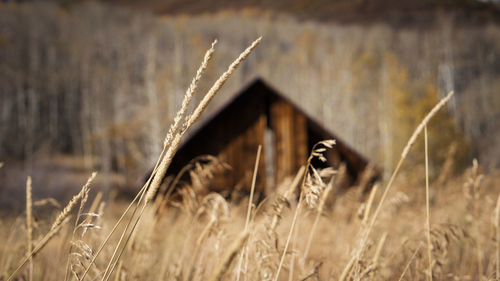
[{"left": 101, "top": 0, "right": 500, "bottom": 25}]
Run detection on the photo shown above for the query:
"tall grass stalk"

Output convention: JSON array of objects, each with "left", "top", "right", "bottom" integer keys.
[
  {"left": 274, "top": 140, "right": 334, "bottom": 281},
  {"left": 64, "top": 173, "right": 93, "bottom": 281},
  {"left": 101, "top": 204, "right": 148, "bottom": 281},
  {"left": 26, "top": 176, "right": 33, "bottom": 281},
  {"left": 398, "top": 243, "right": 423, "bottom": 281},
  {"left": 495, "top": 195, "right": 500, "bottom": 279},
  {"left": 163, "top": 40, "right": 217, "bottom": 149},
  {"left": 7, "top": 218, "right": 69, "bottom": 281},
  {"left": 245, "top": 145, "right": 262, "bottom": 231},
  {"left": 371, "top": 232, "right": 388, "bottom": 278},
  {"left": 80, "top": 176, "right": 150, "bottom": 281},
  {"left": 424, "top": 126, "right": 433, "bottom": 281},
  {"left": 51, "top": 172, "right": 97, "bottom": 232},
  {"left": 273, "top": 174, "right": 306, "bottom": 280},
  {"left": 303, "top": 178, "right": 334, "bottom": 261},
  {"left": 362, "top": 184, "right": 378, "bottom": 226},
  {"left": 7, "top": 172, "right": 96, "bottom": 281},
  {"left": 288, "top": 217, "right": 300, "bottom": 281},
  {"left": 340, "top": 91, "right": 454, "bottom": 281},
  {"left": 236, "top": 145, "right": 262, "bottom": 281}
]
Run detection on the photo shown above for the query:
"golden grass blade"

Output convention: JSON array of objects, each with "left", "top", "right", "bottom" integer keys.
[
  {"left": 245, "top": 145, "right": 262, "bottom": 231},
  {"left": 372, "top": 232, "right": 388, "bottom": 272},
  {"left": 182, "top": 37, "right": 262, "bottom": 131},
  {"left": 274, "top": 184, "right": 304, "bottom": 280},
  {"left": 401, "top": 91, "right": 454, "bottom": 159},
  {"left": 99, "top": 186, "right": 149, "bottom": 281},
  {"left": 362, "top": 184, "right": 378, "bottom": 226},
  {"left": 88, "top": 192, "right": 103, "bottom": 215},
  {"left": 64, "top": 174, "right": 93, "bottom": 281},
  {"left": 236, "top": 145, "right": 262, "bottom": 281},
  {"left": 495, "top": 195, "right": 500, "bottom": 279},
  {"left": 289, "top": 213, "right": 300, "bottom": 281},
  {"left": 163, "top": 39, "right": 217, "bottom": 149},
  {"left": 113, "top": 260, "right": 123, "bottom": 281},
  {"left": 101, "top": 204, "right": 147, "bottom": 281},
  {"left": 367, "top": 92, "right": 453, "bottom": 239},
  {"left": 26, "top": 176, "right": 33, "bottom": 281},
  {"left": 398, "top": 243, "right": 423, "bottom": 281},
  {"left": 424, "top": 126, "right": 433, "bottom": 281},
  {"left": 7, "top": 218, "right": 69, "bottom": 281},
  {"left": 33, "top": 198, "right": 60, "bottom": 208},
  {"left": 51, "top": 172, "right": 97, "bottom": 231},
  {"left": 207, "top": 231, "right": 250, "bottom": 281},
  {"left": 80, "top": 178, "right": 149, "bottom": 281}
]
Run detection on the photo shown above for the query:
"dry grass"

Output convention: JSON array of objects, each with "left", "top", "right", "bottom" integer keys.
[
  {"left": 1, "top": 42, "right": 499, "bottom": 281},
  {"left": 6, "top": 172, "right": 97, "bottom": 281},
  {"left": 26, "top": 177, "right": 33, "bottom": 281},
  {"left": 1, "top": 161, "right": 499, "bottom": 280}
]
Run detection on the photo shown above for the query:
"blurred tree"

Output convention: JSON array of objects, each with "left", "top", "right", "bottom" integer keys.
[
  {"left": 0, "top": 1, "right": 497, "bottom": 187},
  {"left": 385, "top": 53, "right": 469, "bottom": 177}
]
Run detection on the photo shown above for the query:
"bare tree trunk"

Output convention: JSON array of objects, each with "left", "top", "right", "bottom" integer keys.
[{"left": 144, "top": 35, "right": 162, "bottom": 166}]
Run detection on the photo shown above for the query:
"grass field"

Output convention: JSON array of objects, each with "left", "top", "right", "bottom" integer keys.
[
  {"left": 1, "top": 154, "right": 499, "bottom": 280},
  {"left": 1, "top": 36, "right": 499, "bottom": 281}
]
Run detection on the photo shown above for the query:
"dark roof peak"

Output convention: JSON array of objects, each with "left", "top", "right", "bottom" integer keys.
[{"left": 181, "top": 77, "right": 374, "bottom": 168}]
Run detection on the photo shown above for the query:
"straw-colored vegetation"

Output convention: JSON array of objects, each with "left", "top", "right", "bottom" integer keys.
[
  {"left": 1, "top": 135, "right": 499, "bottom": 281},
  {"left": 1, "top": 34, "right": 499, "bottom": 281}
]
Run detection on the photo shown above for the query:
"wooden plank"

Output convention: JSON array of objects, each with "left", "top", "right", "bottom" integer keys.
[
  {"left": 292, "top": 109, "right": 308, "bottom": 172},
  {"left": 254, "top": 114, "right": 266, "bottom": 193},
  {"left": 271, "top": 100, "right": 284, "bottom": 183},
  {"left": 270, "top": 99, "right": 308, "bottom": 184}
]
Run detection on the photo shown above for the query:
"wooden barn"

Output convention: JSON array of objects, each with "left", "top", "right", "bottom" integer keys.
[{"left": 166, "top": 78, "right": 379, "bottom": 195}]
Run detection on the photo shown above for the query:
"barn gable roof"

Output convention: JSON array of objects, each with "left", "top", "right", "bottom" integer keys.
[{"left": 180, "top": 77, "right": 373, "bottom": 173}]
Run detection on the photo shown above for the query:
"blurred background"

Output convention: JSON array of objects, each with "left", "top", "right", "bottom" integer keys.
[{"left": 0, "top": 0, "right": 499, "bottom": 210}]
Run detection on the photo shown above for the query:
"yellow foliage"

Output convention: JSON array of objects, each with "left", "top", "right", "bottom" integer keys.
[{"left": 385, "top": 53, "right": 469, "bottom": 177}]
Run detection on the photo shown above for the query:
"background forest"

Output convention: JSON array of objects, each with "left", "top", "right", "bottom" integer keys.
[
  {"left": 1, "top": 2, "right": 500, "bottom": 281},
  {"left": 0, "top": 0, "right": 499, "bottom": 206}
]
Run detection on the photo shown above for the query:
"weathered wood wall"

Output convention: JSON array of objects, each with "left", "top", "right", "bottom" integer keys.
[
  {"left": 270, "top": 98, "right": 308, "bottom": 185},
  {"left": 213, "top": 114, "right": 266, "bottom": 193}
]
